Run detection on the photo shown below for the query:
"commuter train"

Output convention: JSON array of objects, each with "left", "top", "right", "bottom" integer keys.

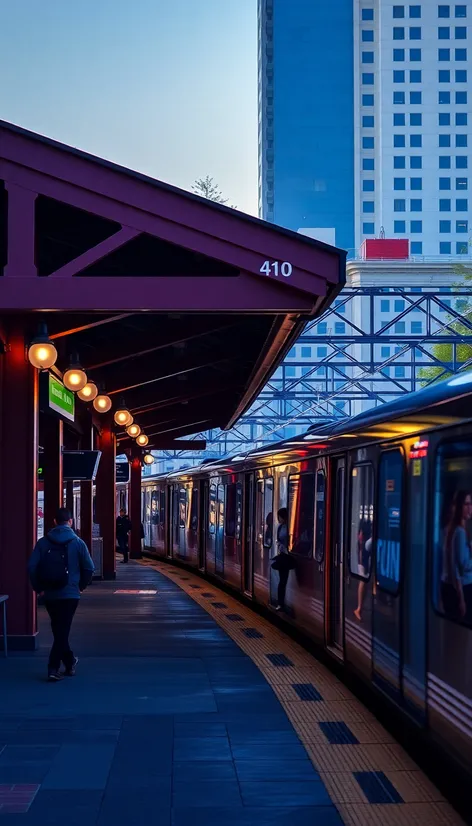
[{"left": 141, "top": 370, "right": 472, "bottom": 783}]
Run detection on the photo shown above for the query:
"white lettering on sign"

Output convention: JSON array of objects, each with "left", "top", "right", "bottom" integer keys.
[
  {"left": 260, "top": 261, "right": 293, "bottom": 278},
  {"left": 377, "top": 538, "right": 400, "bottom": 584}
]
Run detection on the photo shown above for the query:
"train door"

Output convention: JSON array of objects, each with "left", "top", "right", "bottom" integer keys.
[
  {"left": 215, "top": 484, "right": 225, "bottom": 576},
  {"left": 243, "top": 473, "right": 254, "bottom": 595},
  {"left": 328, "top": 457, "right": 345, "bottom": 655},
  {"left": 372, "top": 450, "right": 403, "bottom": 698},
  {"left": 198, "top": 480, "right": 207, "bottom": 570}
]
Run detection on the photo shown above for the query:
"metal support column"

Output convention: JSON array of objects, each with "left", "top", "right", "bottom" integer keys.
[
  {"left": 95, "top": 416, "right": 116, "bottom": 580},
  {"left": 42, "top": 416, "right": 63, "bottom": 537},
  {"left": 130, "top": 456, "right": 142, "bottom": 560}
]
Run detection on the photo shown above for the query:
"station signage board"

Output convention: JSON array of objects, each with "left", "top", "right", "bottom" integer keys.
[
  {"left": 116, "top": 462, "right": 130, "bottom": 483},
  {"left": 48, "top": 374, "right": 75, "bottom": 422}
]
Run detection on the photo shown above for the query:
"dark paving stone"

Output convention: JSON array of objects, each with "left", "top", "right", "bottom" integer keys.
[
  {"left": 266, "top": 653, "right": 294, "bottom": 667},
  {"left": 228, "top": 730, "right": 300, "bottom": 746},
  {"left": 211, "top": 602, "right": 227, "bottom": 609},
  {"left": 20, "top": 789, "right": 103, "bottom": 826},
  {"left": 293, "top": 683, "right": 323, "bottom": 701},
  {"left": 319, "top": 721, "right": 359, "bottom": 745},
  {"left": 0, "top": 745, "right": 59, "bottom": 763},
  {"left": 174, "top": 736, "right": 233, "bottom": 762},
  {"left": 174, "top": 722, "right": 227, "bottom": 737},
  {"left": 231, "top": 743, "right": 308, "bottom": 761},
  {"left": 0, "top": 763, "right": 51, "bottom": 783},
  {"left": 240, "top": 780, "right": 333, "bottom": 807},
  {"left": 234, "top": 760, "right": 317, "bottom": 782},
  {"left": 201, "top": 593, "right": 215, "bottom": 598},
  {"left": 225, "top": 614, "right": 244, "bottom": 622},
  {"left": 97, "top": 787, "right": 171, "bottom": 825},
  {"left": 242, "top": 628, "right": 264, "bottom": 639},
  {"left": 171, "top": 807, "right": 343, "bottom": 826},
  {"left": 354, "top": 770, "right": 403, "bottom": 804},
  {"left": 172, "top": 780, "right": 243, "bottom": 807},
  {"left": 172, "top": 761, "right": 238, "bottom": 782},
  {"left": 42, "top": 744, "right": 116, "bottom": 789}
]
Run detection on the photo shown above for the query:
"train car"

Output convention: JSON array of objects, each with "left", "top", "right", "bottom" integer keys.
[{"left": 141, "top": 369, "right": 472, "bottom": 784}]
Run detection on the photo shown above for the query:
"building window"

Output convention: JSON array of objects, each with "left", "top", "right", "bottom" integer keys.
[
  {"left": 363, "top": 201, "right": 375, "bottom": 213},
  {"left": 363, "top": 115, "right": 375, "bottom": 127},
  {"left": 394, "top": 177, "right": 406, "bottom": 190},
  {"left": 456, "top": 156, "right": 468, "bottom": 168},
  {"left": 317, "top": 346, "right": 327, "bottom": 357},
  {"left": 301, "top": 346, "right": 312, "bottom": 358},
  {"left": 457, "top": 219, "right": 468, "bottom": 232},
  {"left": 410, "top": 134, "right": 422, "bottom": 147},
  {"left": 455, "top": 48, "right": 467, "bottom": 60},
  {"left": 363, "top": 179, "right": 375, "bottom": 191},
  {"left": 440, "top": 220, "right": 451, "bottom": 232},
  {"left": 456, "top": 112, "right": 468, "bottom": 125},
  {"left": 395, "top": 322, "right": 406, "bottom": 333},
  {"left": 335, "top": 301, "right": 346, "bottom": 314},
  {"left": 455, "top": 5, "right": 467, "bottom": 17},
  {"left": 439, "top": 113, "right": 451, "bottom": 125},
  {"left": 457, "top": 241, "right": 469, "bottom": 254},
  {"left": 381, "top": 299, "right": 391, "bottom": 312},
  {"left": 439, "top": 69, "right": 451, "bottom": 81},
  {"left": 394, "top": 199, "right": 406, "bottom": 211},
  {"left": 411, "top": 178, "right": 422, "bottom": 190},
  {"left": 362, "top": 8, "right": 374, "bottom": 20},
  {"left": 440, "top": 198, "right": 451, "bottom": 210},
  {"left": 455, "top": 26, "right": 467, "bottom": 37},
  {"left": 410, "top": 69, "right": 422, "bottom": 81},
  {"left": 410, "top": 48, "right": 421, "bottom": 60},
  {"left": 394, "top": 114, "right": 406, "bottom": 126},
  {"left": 393, "top": 48, "right": 405, "bottom": 60},
  {"left": 362, "top": 94, "right": 374, "bottom": 106},
  {"left": 363, "top": 222, "right": 375, "bottom": 234},
  {"left": 410, "top": 91, "right": 422, "bottom": 104},
  {"left": 439, "top": 91, "right": 451, "bottom": 104},
  {"left": 438, "top": 48, "right": 451, "bottom": 59},
  {"left": 318, "top": 322, "right": 327, "bottom": 335},
  {"left": 440, "top": 241, "right": 452, "bottom": 254},
  {"left": 362, "top": 51, "right": 374, "bottom": 63},
  {"left": 456, "top": 134, "right": 468, "bottom": 148},
  {"left": 334, "top": 322, "right": 345, "bottom": 334},
  {"left": 394, "top": 91, "right": 405, "bottom": 104},
  {"left": 393, "top": 27, "right": 405, "bottom": 38},
  {"left": 410, "top": 113, "right": 422, "bottom": 126},
  {"left": 285, "top": 366, "right": 296, "bottom": 377},
  {"left": 456, "top": 91, "right": 468, "bottom": 104},
  {"left": 411, "top": 220, "right": 422, "bottom": 233},
  {"left": 456, "top": 70, "right": 467, "bottom": 82},
  {"left": 393, "top": 5, "right": 405, "bottom": 16},
  {"left": 410, "top": 156, "right": 422, "bottom": 169},
  {"left": 394, "top": 134, "right": 406, "bottom": 147},
  {"left": 410, "top": 5, "right": 421, "bottom": 16},
  {"left": 394, "top": 156, "right": 406, "bottom": 168},
  {"left": 439, "top": 177, "right": 451, "bottom": 189},
  {"left": 411, "top": 321, "right": 423, "bottom": 333},
  {"left": 362, "top": 72, "right": 374, "bottom": 84},
  {"left": 456, "top": 199, "right": 468, "bottom": 211},
  {"left": 394, "top": 221, "right": 406, "bottom": 232},
  {"left": 362, "top": 29, "right": 374, "bottom": 41},
  {"left": 410, "top": 26, "right": 421, "bottom": 38},
  {"left": 410, "top": 199, "right": 422, "bottom": 211},
  {"left": 394, "top": 299, "right": 405, "bottom": 312},
  {"left": 363, "top": 158, "right": 375, "bottom": 170},
  {"left": 439, "top": 156, "right": 451, "bottom": 168},
  {"left": 393, "top": 70, "right": 405, "bottom": 82},
  {"left": 438, "top": 26, "right": 451, "bottom": 37},
  {"left": 362, "top": 136, "right": 375, "bottom": 149},
  {"left": 439, "top": 134, "right": 451, "bottom": 147},
  {"left": 395, "top": 365, "right": 406, "bottom": 378},
  {"left": 438, "top": 5, "right": 450, "bottom": 17}
]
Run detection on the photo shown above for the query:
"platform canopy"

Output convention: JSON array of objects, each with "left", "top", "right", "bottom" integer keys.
[{"left": 0, "top": 120, "right": 345, "bottom": 446}]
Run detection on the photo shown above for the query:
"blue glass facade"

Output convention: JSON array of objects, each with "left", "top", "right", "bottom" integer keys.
[{"left": 258, "top": 0, "right": 355, "bottom": 254}]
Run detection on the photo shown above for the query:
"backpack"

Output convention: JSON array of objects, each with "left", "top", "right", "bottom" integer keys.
[{"left": 36, "top": 539, "right": 71, "bottom": 591}]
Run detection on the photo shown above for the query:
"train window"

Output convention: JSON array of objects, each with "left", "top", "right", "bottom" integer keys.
[
  {"left": 376, "top": 451, "right": 403, "bottom": 595},
  {"left": 349, "top": 464, "right": 374, "bottom": 580},
  {"left": 288, "top": 473, "right": 315, "bottom": 557},
  {"left": 179, "top": 487, "right": 186, "bottom": 529},
  {"left": 190, "top": 487, "right": 198, "bottom": 532},
  {"left": 314, "top": 469, "right": 326, "bottom": 562},
  {"left": 151, "top": 488, "right": 159, "bottom": 524},
  {"left": 235, "top": 483, "right": 243, "bottom": 541},
  {"left": 263, "top": 478, "right": 274, "bottom": 548},
  {"left": 433, "top": 440, "right": 472, "bottom": 627},
  {"left": 209, "top": 484, "right": 216, "bottom": 535},
  {"left": 225, "top": 484, "right": 236, "bottom": 537},
  {"left": 159, "top": 490, "right": 165, "bottom": 525}
]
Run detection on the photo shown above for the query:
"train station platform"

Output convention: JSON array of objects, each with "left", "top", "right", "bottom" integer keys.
[{"left": 0, "top": 561, "right": 464, "bottom": 826}]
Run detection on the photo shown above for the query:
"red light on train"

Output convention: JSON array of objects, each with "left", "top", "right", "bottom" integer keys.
[{"left": 409, "top": 439, "right": 429, "bottom": 459}]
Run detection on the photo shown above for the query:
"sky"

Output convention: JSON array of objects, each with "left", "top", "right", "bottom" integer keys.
[{"left": 0, "top": 0, "right": 258, "bottom": 214}]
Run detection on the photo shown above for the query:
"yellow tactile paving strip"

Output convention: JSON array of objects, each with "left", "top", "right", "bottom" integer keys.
[{"left": 138, "top": 557, "right": 465, "bottom": 826}]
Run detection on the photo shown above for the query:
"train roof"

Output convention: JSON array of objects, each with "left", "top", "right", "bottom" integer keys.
[{"left": 146, "top": 368, "right": 472, "bottom": 482}]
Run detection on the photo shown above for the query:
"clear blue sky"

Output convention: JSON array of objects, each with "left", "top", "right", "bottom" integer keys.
[{"left": 0, "top": 0, "right": 258, "bottom": 214}]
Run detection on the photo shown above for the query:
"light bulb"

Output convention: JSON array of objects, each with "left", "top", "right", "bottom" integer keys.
[
  {"left": 143, "top": 453, "right": 154, "bottom": 465},
  {"left": 77, "top": 382, "right": 98, "bottom": 402},
  {"left": 28, "top": 324, "right": 58, "bottom": 370},
  {"left": 126, "top": 423, "right": 141, "bottom": 438},
  {"left": 136, "top": 433, "right": 149, "bottom": 447},
  {"left": 93, "top": 394, "right": 112, "bottom": 413}
]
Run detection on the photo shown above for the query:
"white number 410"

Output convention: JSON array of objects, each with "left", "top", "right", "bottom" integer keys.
[{"left": 260, "top": 260, "right": 293, "bottom": 278}]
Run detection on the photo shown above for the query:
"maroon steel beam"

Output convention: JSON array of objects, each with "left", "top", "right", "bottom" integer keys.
[
  {"left": 104, "top": 356, "right": 229, "bottom": 396},
  {"left": 49, "top": 313, "right": 135, "bottom": 340}
]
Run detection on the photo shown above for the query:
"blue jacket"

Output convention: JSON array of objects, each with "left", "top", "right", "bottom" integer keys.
[{"left": 28, "top": 525, "right": 95, "bottom": 600}]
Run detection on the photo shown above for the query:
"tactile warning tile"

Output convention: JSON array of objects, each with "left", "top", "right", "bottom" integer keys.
[{"left": 139, "top": 559, "right": 464, "bottom": 826}]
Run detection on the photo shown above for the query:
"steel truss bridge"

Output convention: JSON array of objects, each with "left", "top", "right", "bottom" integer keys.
[{"left": 149, "top": 285, "right": 472, "bottom": 471}]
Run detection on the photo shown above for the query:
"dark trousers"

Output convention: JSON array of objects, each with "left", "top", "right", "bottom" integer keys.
[
  {"left": 278, "top": 569, "right": 289, "bottom": 608},
  {"left": 118, "top": 534, "right": 128, "bottom": 562},
  {"left": 45, "top": 599, "right": 79, "bottom": 671}
]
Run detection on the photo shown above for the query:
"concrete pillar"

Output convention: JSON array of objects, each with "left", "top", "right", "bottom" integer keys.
[
  {"left": 95, "top": 416, "right": 116, "bottom": 580},
  {"left": 0, "top": 321, "right": 38, "bottom": 648},
  {"left": 42, "top": 416, "right": 63, "bottom": 535},
  {"left": 130, "top": 456, "right": 142, "bottom": 559}
]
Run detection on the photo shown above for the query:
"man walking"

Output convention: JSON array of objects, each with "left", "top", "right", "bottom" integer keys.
[
  {"left": 116, "top": 508, "right": 132, "bottom": 563},
  {"left": 28, "top": 507, "right": 94, "bottom": 681}
]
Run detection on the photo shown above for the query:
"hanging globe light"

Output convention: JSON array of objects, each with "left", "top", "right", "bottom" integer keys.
[
  {"left": 143, "top": 453, "right": 154, "bottom": 465},
  {"left": 77, "top": 381, "right": 98, "bottom": 402},
  {"left": 63, "top": 353, "right": 88, "bottom": 392},
  {"left": 93, "top": 393, "right": 112, "bottom": 413},
  {"left": 114, "top": 399, "right": 133, "bottom": 427},
  {"left": 28, "top": 323, "right": 57, "bottom": 370},
  {"left": 126, "top": 423, "right": 141, "bottom": 438},
  {"left": 136, "top": 433, "right": 149, "bottom": 447}
]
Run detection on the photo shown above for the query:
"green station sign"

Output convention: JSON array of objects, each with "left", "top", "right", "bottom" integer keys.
[{"left": 48, "top": 374, "right": 75, "bottom": 422}]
